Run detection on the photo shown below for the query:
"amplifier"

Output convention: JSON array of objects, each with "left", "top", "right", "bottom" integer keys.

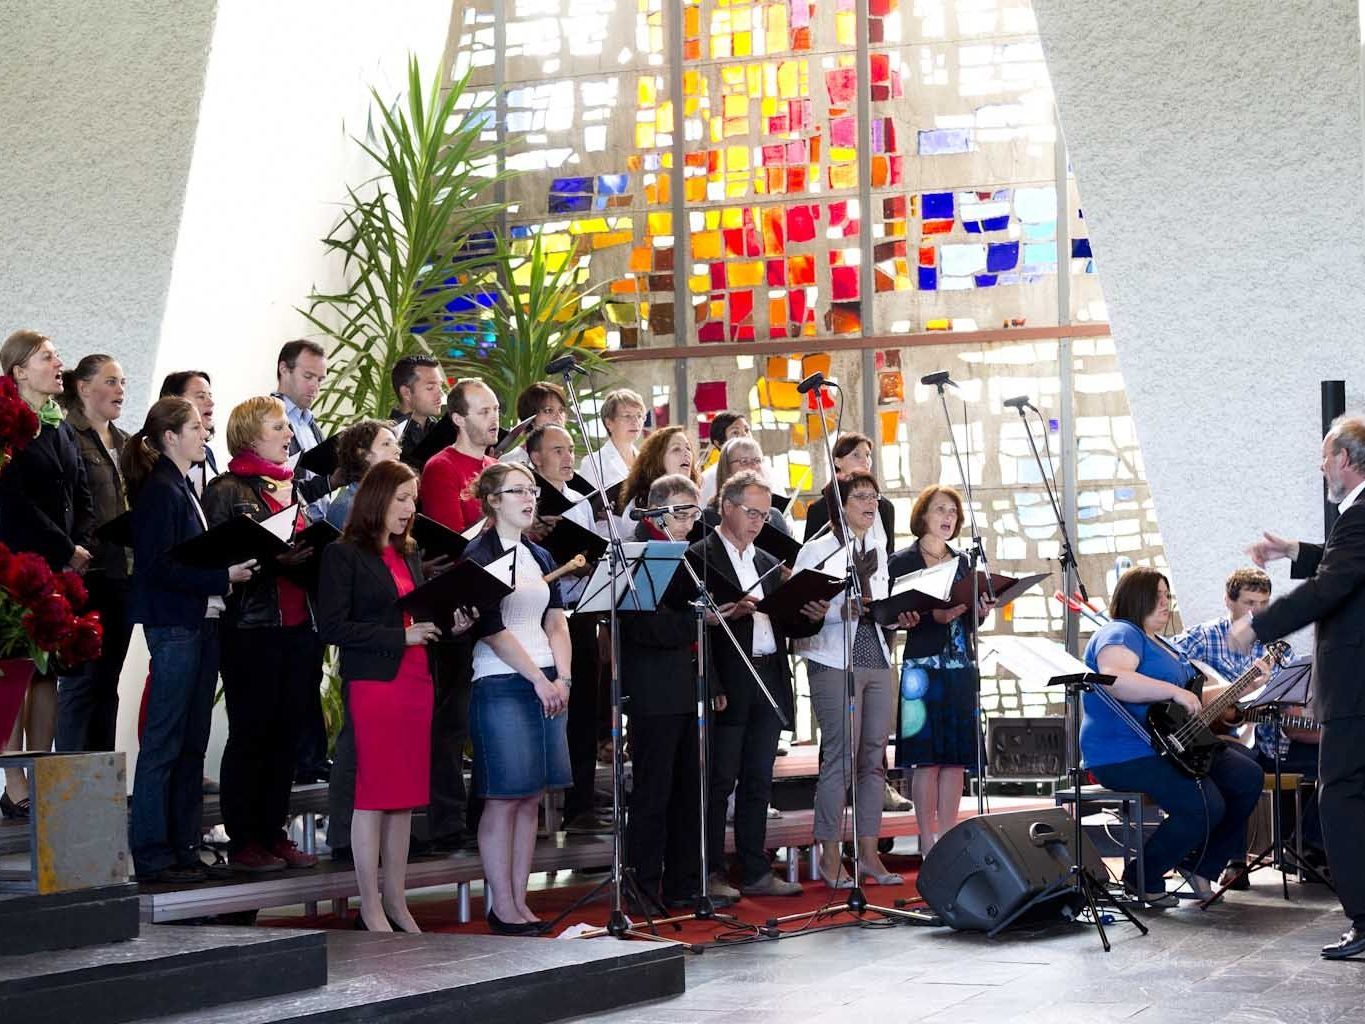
[{"left": 987, "top": 716, "right": 1066, "bottom": 779}]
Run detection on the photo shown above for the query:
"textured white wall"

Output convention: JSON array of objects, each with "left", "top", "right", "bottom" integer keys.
[
  {"left": 116, "top": 0, "right": 454, "bottom": 768},
  {"left": 0, "top": 0, "right": 216, "bottom": 412},
  {"left": 1034, "top": 0, "right": 1365, "bottom": 627}
]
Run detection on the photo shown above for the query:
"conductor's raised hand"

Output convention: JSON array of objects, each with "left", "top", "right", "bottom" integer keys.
[
  {"left": 1248, "top": 531, "right": 1298, "bottom": 568},
  {"left": 405, "top": 621, "right": 442, "bottom": 645},
  {"left": 933, "top": 602, "right": 969, "bottom": 624}
]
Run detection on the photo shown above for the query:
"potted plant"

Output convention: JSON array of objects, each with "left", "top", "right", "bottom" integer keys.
[{"left": 0, "top": 544, "right": 102, "bottom": 741}]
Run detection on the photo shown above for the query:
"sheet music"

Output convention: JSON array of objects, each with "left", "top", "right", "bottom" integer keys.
[
  {"left": 485, "top": 548, "right": 517, "bottom": 588},
  {"left": 888, "top": 558, "right": 956, "bottom": 602},
  {"left": 461, "top": 519, "right": 486, "bottom": 541},
  {"left": 284, "top": 451, "right": 301, "bottom": 472},
  {"left": 260, "top": 504, "right": 296, "bottom": 543}
]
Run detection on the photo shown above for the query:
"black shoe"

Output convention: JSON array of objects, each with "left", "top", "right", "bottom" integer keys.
[
  {"left": 562, "top": 812, "right": 613, "bottom": 835},
  {"left": 486, "top": 909, "right": 541, "bottom": 936},
  {"left": 138, "top": 864, "right": 208, "bottom": 884},
  {"left": 330, "top": 845, "right": 353, "bottom": 864},
  {"left": 0, "top": 792, "right": 30, "bottom": 820},
  {"left": 664, "top": 893, "right": 736, "bottom": 911},
  {"left": 1323, "top": 926, "right": 1365, "bottom": 960},
  {"left": 1219, "top": 863, "right": 1250, "bottom": 891}
]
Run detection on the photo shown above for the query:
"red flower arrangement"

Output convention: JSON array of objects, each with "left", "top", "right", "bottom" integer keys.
[
  {"left": 0, "top": 542, "right": 102, "bottom": 673},
  {"left": 0, "top": 376, "right": 39, "bottom": 472}
]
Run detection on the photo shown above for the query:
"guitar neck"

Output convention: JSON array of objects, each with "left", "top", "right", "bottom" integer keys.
[
  {"left": 1195, "top": 641, "right": 1290, "bottom": 728},
  {"left": 1242, "top": 706, "right": 1318, "bottom": 731}
]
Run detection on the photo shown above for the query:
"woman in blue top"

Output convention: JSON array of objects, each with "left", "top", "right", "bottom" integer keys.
[{"left": 1083, "top": 567, "right": 1267, "bottom": 906}]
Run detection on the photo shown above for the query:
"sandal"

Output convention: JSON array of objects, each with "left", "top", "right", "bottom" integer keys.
[
  {"left": 0, "top": 792, "right": 30, "bottom": 820},
  {"left": 864, "top": 870, "right": 904, "bottom": 886},
  {"left": 818, "top": 863, "right": 854, "bottom": 890}
]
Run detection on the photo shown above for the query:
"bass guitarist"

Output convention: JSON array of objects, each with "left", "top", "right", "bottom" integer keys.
[{"left": 1082, "top": 567, "right": 1270, "bottom": 906}]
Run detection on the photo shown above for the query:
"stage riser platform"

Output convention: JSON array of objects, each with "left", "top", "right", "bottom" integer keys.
[
  {"left": 143, "top": 932, "right": 686, "bottom": 1024},
  {"left": 0, "top": 884, "right": 140, "bottom": 956},
  {"left": 0, "top": 926, "right": 326, "bottom": 1024}
]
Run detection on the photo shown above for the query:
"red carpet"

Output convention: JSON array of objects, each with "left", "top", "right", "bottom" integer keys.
[{"left": 259, "top": 854, "right": 927, "bottom": 947}]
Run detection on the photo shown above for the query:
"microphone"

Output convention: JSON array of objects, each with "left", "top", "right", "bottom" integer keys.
[
  {"left": 1003, "top": 395, "right": 1033, "bottom": 411},
  {"left": 545, "top": 354, "right": 588, "bottom": 377},
  {"left": 920, "top": 370, "right": 959, "bottom": 389},
  {"left": 796, "top": 371, "right": 837, "bottom": 395},
  {"left": 629, "top": 504, "right": 699, "bottom": 521}
]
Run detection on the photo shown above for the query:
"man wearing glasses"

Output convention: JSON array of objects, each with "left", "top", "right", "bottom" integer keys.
[{"left": 690, "top": 470, "right": 829, "bottom": 898}]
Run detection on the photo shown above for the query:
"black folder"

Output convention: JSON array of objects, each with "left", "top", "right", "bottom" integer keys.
[
  {"left": 171, "top": 514, "right": 293, "bottom": 570},
  {"left": 492, "top": 416, "right": 537, "bottom": 458},
  {"left": 95, "top": 510, "right": 133, "bottom": 548},
  {"left": 411, "top": 514, "right": 470, "bottom": 561},
  {"left": 410, "top": 415, "right": 458, "bottom": 468},
  {"left": 398, "top": 557, "right": 512, "bottom": 623},
  {"left": 949, "top": 571, "right": 1049, "bottom": 609},
  {"left": 754, "top": 568, "right": 844, "bottom": 619},
  {"left": 534, "top": 473, "right": 578, "bottom": 518},
  {"left": 537, "top": 514, "right": 609, "bottom": 568},
  {"left": 295, "top": 435, "right": 339, "bottom": 479},
  {"left": 754, "top": 521, "right": 802, "bottom": 568},
  {"left": 770, "top": 492, "right": 792, "bottom": 515}
]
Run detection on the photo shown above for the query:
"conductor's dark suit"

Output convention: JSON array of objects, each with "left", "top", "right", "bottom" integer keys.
[{"left": 1253, "top": 498, "right": 1365, "bottom": 928}]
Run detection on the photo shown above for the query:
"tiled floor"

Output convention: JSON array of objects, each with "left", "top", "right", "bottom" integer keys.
[{"left": 564, "top": 877, "right": 1363, "bottom": 1024}]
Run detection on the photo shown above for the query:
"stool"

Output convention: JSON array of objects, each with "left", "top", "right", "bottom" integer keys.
[{"left": 1054, "top": 785, "right": 1148, "bottom": 898}]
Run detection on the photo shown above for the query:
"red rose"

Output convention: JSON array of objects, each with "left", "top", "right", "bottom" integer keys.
[
  {"left": 55, "top": 571, "right": 88, "bottom": 612},
  {"left": 56, "top": 611, "right": 102, "bottom": 667},
  {"left": 3, "top": 552, "right": 55, "bottom": 605},
  {"left": 22, "top": 592, "right": 74, "bottom": 649}
]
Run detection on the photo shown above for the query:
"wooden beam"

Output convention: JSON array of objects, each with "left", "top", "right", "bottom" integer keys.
[{"left": 601, "top": 322, "right": 1113, "bottom": 363}]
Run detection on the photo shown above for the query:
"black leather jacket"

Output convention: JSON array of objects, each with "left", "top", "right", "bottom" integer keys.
[{"left": 201, "top": 472, "right": 316, "bottom": 630}]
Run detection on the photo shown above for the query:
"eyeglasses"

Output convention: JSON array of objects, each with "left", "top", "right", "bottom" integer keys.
[
  {"left": 611, "top": 412, "right": 645, "bottom": 424},
  {"left": 847, "top": 490, "right": 880, "bottom": 503},
  {"left": 726, "top": 501, "right": 768, "bottom": 521},
  {"left": 732, "top": 456, "right": 763, "bottom": 467},
  {"left": 496, "top": 486, "right": 541, "bottom": 498}
]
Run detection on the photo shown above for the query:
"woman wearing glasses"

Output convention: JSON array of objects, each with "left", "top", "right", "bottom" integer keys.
[
  {"left": 794, "top": 472, "right": 916, "bottom": 887},
  {"left": 463, "top": 463, "right": 572, "bottom": 934}
]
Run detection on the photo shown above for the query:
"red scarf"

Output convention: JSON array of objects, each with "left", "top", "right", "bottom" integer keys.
[{"left": 227, "top": 449, "right": 294, "bottom": 481}]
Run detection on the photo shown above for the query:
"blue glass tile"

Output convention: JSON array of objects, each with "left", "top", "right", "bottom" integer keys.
[
  {"left": 1071, "top": 238, "right": 1093, "bottom": 258},
  {"left": 974, "top": 274, "right": 997, "bottom": 287},
  {"left": 596, "top": 174, "right": 629, "bottom": 194},
  {"left": 917, "top": 128, "right": 975, "bottom": 155},
  {"left": 921, "top": 192, "right": 954, "bottom": 221},
  {"left": 548, "top": 193, "right": 592, "bottom": 213},
  {"left": 1023, "top": 221, "right": 1055, "bottom": 241},
  {"left": 1022, "top": 242, "right": 1057, "bottom": 267},
  {"left": 509, "top": 225, "right": 533, "bottom": 238},
  {"left": 986, "top": 242, "right": 1019, "bottom": 272},
  {"left": 550, "top": 176, "right": 593, "bottom": 195},
  {"left": 917, "top": 266, "right": 938, "bottom": 290}
]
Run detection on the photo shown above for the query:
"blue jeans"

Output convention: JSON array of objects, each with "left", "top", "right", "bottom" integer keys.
[
  {"left": 1091, "top": 742, "right": 1263, "bottom": 890},
  {"left": 130, "top": 621, "right": 220, "bottom": 877}
]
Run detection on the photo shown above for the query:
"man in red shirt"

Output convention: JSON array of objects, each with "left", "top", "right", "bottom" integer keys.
[
  {"left": 418, "top": 379, "right": 500, "bottom": 532},
  {"left": 417, "top": 378, "right": 500, "bottom": 850}
]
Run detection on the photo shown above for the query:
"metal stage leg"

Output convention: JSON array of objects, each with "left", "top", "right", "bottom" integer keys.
[{"left": 457, "top": 882, "right": 472, "bottom": 924}]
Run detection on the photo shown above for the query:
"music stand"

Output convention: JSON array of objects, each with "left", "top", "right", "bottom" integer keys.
[
  {"left": 1202, "top": 658, "right": 1331, "bottom": 905},
  {"left": 550, "top": 543, "right": 697, "bottom": 949}
]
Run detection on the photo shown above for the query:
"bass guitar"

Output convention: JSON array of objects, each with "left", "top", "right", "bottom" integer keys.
[
  {"left": 1145, "top": 640, "right": 1292, "bottom": 777},
  {"left": 1239, "top": 704, "right": 1318, "bottom": 733}
]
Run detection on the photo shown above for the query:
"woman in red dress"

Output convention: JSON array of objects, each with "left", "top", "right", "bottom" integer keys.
[{"left": 318, "top": 460, "right": 472, "bottom": 932}]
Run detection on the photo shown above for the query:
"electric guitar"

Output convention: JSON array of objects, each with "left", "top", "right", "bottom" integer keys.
[{"left": 1145, "top": 640, "right": 1292, "bottom": 777}]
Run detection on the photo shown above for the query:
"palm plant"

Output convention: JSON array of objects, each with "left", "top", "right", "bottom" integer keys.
[
  {"left": 302, "top": 57, "right": 508, "bottom": 429},
  {"left": 442, "top": 231, "right": 616, "bottom": 434}
]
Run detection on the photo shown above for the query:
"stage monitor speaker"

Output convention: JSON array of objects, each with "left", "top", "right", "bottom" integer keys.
[{"left": 916, "top": 807, "right": 1104, "bottom": 933}]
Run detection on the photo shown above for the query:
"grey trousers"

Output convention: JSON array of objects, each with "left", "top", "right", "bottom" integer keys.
[{"left": 807, "top": 661, "right": 897, "bottom": 841}]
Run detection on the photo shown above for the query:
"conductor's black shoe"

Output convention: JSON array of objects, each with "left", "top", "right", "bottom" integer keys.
[
  {"left": 562, "top": 812, "right": 613, "bottom": 835},
  {"left": 1322, "top": 926, "right": 1365, "bottom": 960},
  {"left": 1218, "top": 863, "right": 1250, "bottom": 891}
]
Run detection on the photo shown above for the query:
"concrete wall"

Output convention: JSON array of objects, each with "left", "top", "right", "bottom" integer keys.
[{"left": 1034, "top": 0, "right": 1365, "bottom": 627}]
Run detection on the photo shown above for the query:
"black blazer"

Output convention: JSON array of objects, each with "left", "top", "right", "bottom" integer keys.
[
  {"left": 0, "top": 420, "right": 94, "bottom": 570},
  {"left": 803, "top": 491, "right": 895, "bottom": 556},
  {"left": 687, "top": 530, "right": 822, "bottom": 724},
  {"left": 318, "top": 541, "right": 428, "bottom": 683},
  {"left": 888, "top": 541, "right": 975, "bottom": 660},
  {"left": 128, "top": 456, "right": 230, "bottom": 627},
  {"left": 1252, "top": 501, "right": 1365, "bottom": 722},
  {"left": 621, "top": 522, "right": 707, "bottom": 716}
]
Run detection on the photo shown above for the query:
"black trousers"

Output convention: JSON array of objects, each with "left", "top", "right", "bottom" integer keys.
[
  {"left": 562, "top": 614, "right": 604, "bottom": 820},
  {"left": 220, "top": 624, "right": 320, "bottom": 850},
  {"left": 627, "top": 712, "right": 701, "bottom": 901},
  {"left": 1318, "top": 716, "right": 1365, "bottom": 926},
  {"left": 327, "top": 680, "right": 356, "bottom": 850},
  {"left": 56, "top": 575, "right": 133, "bottom": 752},
  {"left": 707, "top": 660, "right": 785, "bottom": 886},
  {"left": 428, "top": 638, "right": 475, "bottom": 841}
]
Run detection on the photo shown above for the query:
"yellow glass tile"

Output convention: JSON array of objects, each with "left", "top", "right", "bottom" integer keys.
[
  {"left": 635, "top": 124, "right": 655, "bottom": 148},
  {"left": 802, "top": 353, "right": 831, "bottom": 378},
  {"left": 761, "top": 96, "right": 778, "bottom": 117},
  {"left": 722, "top": 64, "right": 745, "bottom": 85},
  {"left": 727, "top": 261, "right": 764, "bottom": 287},
  {"left": 925, "top": 318, "right": 953, "bottom": 331},
  {"left": 723, "top": 94, "right": 747, "bottom": 119},
  {"left": 688, "top": 274, "right": 709, "bottom": 293},
  {"left": 569, "top": 218, "right": 609, "bottom": 235},
  {"left": 726, "top": 180, "right": 748, "bottom": 199},
  {"left": 830, "top": 146, "right": 857, "bottom": 164},
  {"left": 879, "top": 410, "right": 900, "bottom": 442},
  {"left": 647, "top": 212, "right": 672, "bottom": 234},
  {"left": 662, "top": 152, "right": 673, "bottom": 168},
  {"left": 710, "top": 37, "right": 730, "bottom": 60},
  {"left": 592, "top": 231, "right": 632, "bottom": 249},
  {"left": 638, "top": 78, "right": 656, "bottom": 107},
  {"left": 703, "top": 209, "right": 721, "bottom": 229},
  {"left": 603, "top": 302, "right": 635, "bottom": 325},
  {"left": 684, "top": 5, "right": 700, "bottom": 38},
  {"left": 684, "top": 96, "right": 700, "bottom": 116},
  {"left": 709, "top": 299, "right": 725, "bottom": 318},
  {"left": 657, "top": 101, "right": 674, "bottom": 132},
  {"left": 734, "top": 31, "right": 751, "bottom": 56},
  {"left": 709, "top": 119, "right": 723, "bottom": 144},
  {"left": 628, "top": 246, "right": 652, "bottom": 273},
  {"left": 541, "top": 232, "right": 572, "bottom": 252},
  {"left": 691, "top": 230, "right": 722, "bottom": 259},
  {"left": 576, "top": 325, "right": 608, "bottom": 350},
  {"left": 727, "top": 145, "right": 749, "bottom": 170},
  {"left": 685, "top": 176, "right": 707, "bottom": 202},
  {"left": 682, "top": 69, "right": 702, "bottom": 96},
  {"left": 789, "top": 459, "right": 815, "bottom": 490},
  {"left": 720, "top": 207, "right": 743, "bottom": 229},
  {"left": 643, "top": 181, "right": 659, "bottom": 205},
  {"left": 746, "top": 63, "right": 762, "bottom": 94},
  {"left": 543, "top": 250, "right": 569, "bottom": 272},
  {"left": 777, "top": 60, "right": 798, "bottom": 97},
  {"left": 829, "top": 164, "right": 857, "bottom": 190},
  {"left": 790, "top": 421, "right": 806, "bottom": 447},
  {"left": 768, "top": 380, "right": 801, "bottom": 409},
  {"left": 756, "top": 378, "right": 770, "bottom": 405},
  {"left": 835, "top": 11, "right": 855, "bottom": 44}
]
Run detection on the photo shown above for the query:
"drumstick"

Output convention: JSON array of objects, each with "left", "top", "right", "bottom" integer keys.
[{"left": 543, "top": 553, "right": 587, "bottom": 584}]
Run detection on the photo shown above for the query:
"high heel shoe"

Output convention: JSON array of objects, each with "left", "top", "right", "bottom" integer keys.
[
  {"left": 864, "top": 870, "right": 904, "bottom": 886},
  {"left": 485, "top": 908, "right": 541, "bottom": 936},
  {"left": 0, "top": 792, "right": 30, "bottom": 820},
  {"left": 817, "top": 864, "right": 854, "bottom": 890}
]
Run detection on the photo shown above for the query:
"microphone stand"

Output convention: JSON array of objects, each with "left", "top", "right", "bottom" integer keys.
[
  {"left": 772, "top": 379, "right": 937, "bottom": 932},
  {"left": 930, "top": 377, "right": 993, "bottom": 815},
  {"left": 549, "top": 366, "right": 675, "bottom": 947}
]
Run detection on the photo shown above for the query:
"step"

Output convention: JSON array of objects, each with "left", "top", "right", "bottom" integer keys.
[
  {"left": 0, "top": 885, "right": 140, "bottom": 956},
  {"left": 140, "top": 931, "right": 685, "bottom": 1024},
  {"left": 0, "top": 925, "right": 327, "bottom": 1024}
]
